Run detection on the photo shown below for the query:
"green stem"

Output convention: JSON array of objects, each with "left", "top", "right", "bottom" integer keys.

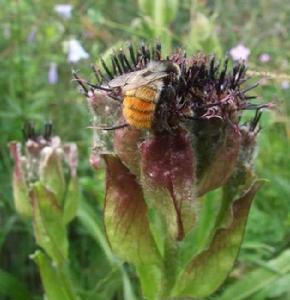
[{"left": 57, "top": 264, "right": 79, "bottom": 300}]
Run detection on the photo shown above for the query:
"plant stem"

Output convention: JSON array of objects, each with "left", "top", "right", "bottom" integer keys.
[{"left": 57, "top": 264, "right": 80, "bottom": 300}]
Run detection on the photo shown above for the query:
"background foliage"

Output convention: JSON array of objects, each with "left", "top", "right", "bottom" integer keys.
[{"left": 0, "top": 0, "right": 290, "bottom": 299}]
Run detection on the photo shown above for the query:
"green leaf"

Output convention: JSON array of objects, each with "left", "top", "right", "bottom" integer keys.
[
  {"left": 257, "top": 273, "right": 290, "bottom": 299},
  {"left": 216, "top": 250, "right": 290, "bottom": 300},
  {"left": 138, "top": 0, "right": 155, "bottom": 16},
  {"left": 0, "top": 269, "right": 32, "bottom": 300},
  {"left": 77, "top": 200, "right": 115, "bottom": 264},
  {"left": 154, "top": 0, "right": 178, "bottom": 28},
  {"left": 0, "top": 216, "right": 18, "bottom": 250},
  {"left": 31, "top": 182, "right": 68, "bottom": 264},
  {"left": 77, "top": 200, "right": 138, "bottom": 300},
  {"left": 163, "top": 0, "right": 179, "bottom": 24},
  {"left": 172, "top": 180, "right": 263, "bottom": 298},
  {"left": 138, "top": 0, "right": 178, "bottom": 25}
]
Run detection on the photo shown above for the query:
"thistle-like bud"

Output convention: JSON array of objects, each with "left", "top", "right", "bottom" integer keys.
[
  {"left": 75, "top": 42, "right": 269, "bottom": 299},
  {"left": 9, "top": 123, "right": 79, "bottom": 264}
]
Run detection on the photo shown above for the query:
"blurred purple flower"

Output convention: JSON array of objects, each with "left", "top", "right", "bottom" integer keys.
[
  {"left": 54, "top": 4, "right": 73, "bottom": 19},
  {"left": 65, "top": 39, "right": 89, "bottom": 63},
  {"left": 229, "top": 44, "right": 251, "bottom": 61},
  {"left": 27, "top": 29, "right": 36, "bottom": 43},
  {"left": 281, "top": 80, "right": 290, "bottom": 90},
  {"left": 48, "top": 62, "right": 58, "bottom": 85},
  {"left": 259, "top": 53, "right": 271, "bottom": 63}
]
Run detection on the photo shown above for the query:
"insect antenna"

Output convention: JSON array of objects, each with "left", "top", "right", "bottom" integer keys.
[
  {"left": 88, "top": 123, "right": 129, "bottom": 131},
  {"left": 85, "top": 82, "right": 113, "bottom": 92},
  {"left": 72, "top": 73, "right": 113, "bottom": 93}
]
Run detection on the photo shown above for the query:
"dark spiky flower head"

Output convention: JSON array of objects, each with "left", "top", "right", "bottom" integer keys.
[{"left": 74, "top": 42, "right": 269, "bottom": 299}]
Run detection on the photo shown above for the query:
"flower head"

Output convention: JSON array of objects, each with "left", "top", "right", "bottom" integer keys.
[
  {"left": 9, "top": 123, "right": 79, "bottom": 263},
  {"left": 229, "top": 43, "right": 251, "bottom": 61},
  {"left": 54, "top": 4, "right": 73, "bottom": 19},
  {"left": 48, "top": 62, "right": 58, "bottom": 85},
  {"left": 259, "top": 53, "right": 271, "bottom": 63},
  {"left": 27, "top": 29, "right": 36, "bottom": 43},
  {"left": 75, "top": 42, "right": 269, "bottom": 298},
  {"left": 64, "top": 38, "right": 89, "bottom": 63}
]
